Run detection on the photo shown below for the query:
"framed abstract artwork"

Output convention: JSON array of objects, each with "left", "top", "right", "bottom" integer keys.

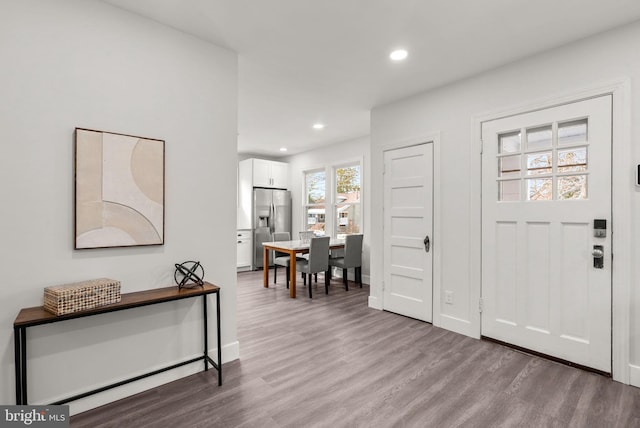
[{"left": 74, "top": 128, "right": 165, "bottom": 249}]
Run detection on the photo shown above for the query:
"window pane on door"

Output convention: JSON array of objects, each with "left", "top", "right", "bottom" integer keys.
[
  {"left": 499, "top": 155, "right": 521, "bottom": 178},
  {"left": 558, "top": 119, "right": 588, "bottom": 145},
  {"left": 527, "top": 152, "right": 552, "bottom": 175},
  {"left": 500, "top": 132, "right": 521, "bottom": 153},
  {"left": 499, "top": 180, "right": 520, "bottom": 202},
  {"left": 527, "top": 125, "right": 552, "bottom": 150},
  {"left": 558, "top": 148, "right": 587, "bottom": 173},
  {"left": 527, "top": 178, "right": 552, "bottom": 200},
  {"left": 558, "top": 176, "right": 587, "bottom": 200}
]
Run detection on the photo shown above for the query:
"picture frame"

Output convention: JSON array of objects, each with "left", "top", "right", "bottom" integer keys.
[{"left": 74, "top": 128, "right": 165, "bottom": 249}]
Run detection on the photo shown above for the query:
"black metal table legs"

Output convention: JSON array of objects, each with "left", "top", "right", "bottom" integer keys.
[
  {"left": 216, "top": 291, "right": 222, "bottom": 386},
  {"left": 14, "top": 326, "right": 27, "bottom": 405},
  {"left": 202, "top": 293, "right": 222, "bottom": 386}
]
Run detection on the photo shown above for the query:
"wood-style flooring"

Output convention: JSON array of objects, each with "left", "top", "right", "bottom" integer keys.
[{"left": 72, "top": 270, "right": 640, "bottom": 427}]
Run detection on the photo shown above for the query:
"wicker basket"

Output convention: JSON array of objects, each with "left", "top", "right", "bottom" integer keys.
[{"left": 44, "top": 278, "right": 121, "bottom": 316}]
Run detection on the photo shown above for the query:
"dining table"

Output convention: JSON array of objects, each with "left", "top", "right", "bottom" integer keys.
[{"left": 262, "top": 238, "right": 345, "bottom": 298}]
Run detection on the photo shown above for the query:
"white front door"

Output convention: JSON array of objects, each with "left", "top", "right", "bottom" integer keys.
[
  {"left": 481, "top": 95, "right": 612, "bottom": 372},
  {"left": 383, "top": 143, "right": 433, "bottom": 322}
]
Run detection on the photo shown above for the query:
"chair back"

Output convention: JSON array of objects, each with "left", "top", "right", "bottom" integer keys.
[
  {"left": 273, "top": 232, "right": 290, "bottom": 258},
  {"left": 344, "top": 234, "right": 363, "bottom": 268},
  {"left": 307, "top": 236, "right": 330, "bottom": 273},
  {"left": 273, "top": 232, "right": 290, "bottom": 242},
  {"left": 299, "top": 231, "right": 314, "bottom": 244}
]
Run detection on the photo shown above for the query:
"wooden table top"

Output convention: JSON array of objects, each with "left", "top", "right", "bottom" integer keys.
[
  {"left": 262, "top": 238, "right": 345, "bottom": 251},
  {"left": 14, "top": 282, "right": 220, "bottom": 328}
]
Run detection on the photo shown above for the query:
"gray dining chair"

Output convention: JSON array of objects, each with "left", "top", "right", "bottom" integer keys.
[
  {"left": 298, "top": 230, "right": 314, "bottom": 279},
  {"left": 273, "top": 232, "right": 302, "bottom": 288},
  {"left": 328, "top": 234, "right": 363, "bottom": 291},
  {"left": 296, "top": 236, "right": 330, "bottom": 298},
  {"left": 299, "top": 230, "right": 314, "bottom": 244}
]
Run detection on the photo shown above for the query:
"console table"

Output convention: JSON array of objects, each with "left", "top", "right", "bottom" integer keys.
[{"left": 13, "top": 282, "right": 221, "bottom": 405}]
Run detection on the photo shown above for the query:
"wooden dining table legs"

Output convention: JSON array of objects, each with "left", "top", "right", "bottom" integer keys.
[
  {"left": 288, "top": 250, "right": 297, "bottom": 298},
  {"left": 263, "top": 246, "right": 269, "bottom": 289},
  {"left": 263, "top": 245, "right": 298, "bottom": 298}
]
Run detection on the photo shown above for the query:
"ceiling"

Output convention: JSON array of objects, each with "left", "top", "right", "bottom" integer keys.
[{"left": 101, "top": 0, "right": 640, "bottom": 157}]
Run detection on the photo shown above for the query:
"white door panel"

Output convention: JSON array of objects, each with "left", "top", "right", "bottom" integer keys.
[
  {"left": 383, "top": 143, "right": 433, "bottom": 322},
  {"left": 482, "top": 95, "right": 612, "bottom": 372}
]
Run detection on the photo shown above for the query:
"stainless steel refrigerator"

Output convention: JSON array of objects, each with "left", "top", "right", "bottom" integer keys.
[{"left": 253, "top": 188, "right": 291, "bottom": 269}]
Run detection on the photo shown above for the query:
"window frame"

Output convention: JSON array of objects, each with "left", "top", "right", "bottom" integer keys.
[
  {"left": 302, "top": 168, "right": 327, "bottom": 236},
  {"left": 332, "top": 161, "right": 362, "bottom": 239},
  {"left": 300, "top": 159, "right": 364, "bottom": 239}
]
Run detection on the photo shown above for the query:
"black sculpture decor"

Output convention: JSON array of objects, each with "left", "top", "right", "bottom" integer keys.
[{"left": 174, "top": 261, "right": 205, "bottom": 289}]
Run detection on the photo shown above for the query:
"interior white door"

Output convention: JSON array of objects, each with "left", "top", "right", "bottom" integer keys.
[
  {"left": 481, "top": 95, "right": 612, "bottom": 372},
  {"left": 383, "top": 143, "right": 433, "bottom": 322}
]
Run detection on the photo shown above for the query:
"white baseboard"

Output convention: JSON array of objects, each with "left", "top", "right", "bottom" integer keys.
[
  {"left": 65, "top": 341, "right": 239, "bottom": 416},
  {"left": 222, "top": 340, "right": 240, "bottom": 362},
  {"left": 368, "top": 295, "right": 382, "bottom": 310},
  {"left": 630, "top": 364, "right": 640, "bottom": 388}
]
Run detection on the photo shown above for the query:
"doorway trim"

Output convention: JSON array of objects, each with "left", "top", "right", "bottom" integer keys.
[
  {"left": 375, "top": 133, "right": 442, "bottom": 326},
  {"left": 470, "top": 78, "right": 631, "bottom": 383}
]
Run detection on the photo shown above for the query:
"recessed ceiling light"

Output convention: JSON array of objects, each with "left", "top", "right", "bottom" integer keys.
[
  {"left": 279, "top": 147, "right": 287, "bottom": 152},
  {"left": 312, "top": 123, "right": 325, "bottom": 130},
  {"left": 390, "top": 49, "right": 408, "bottom": 61}
]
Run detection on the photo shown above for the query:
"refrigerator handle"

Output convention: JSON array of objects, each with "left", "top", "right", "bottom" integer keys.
[
  {"left": 273, "top": 202, "right": 277, "bottom": 233},
  {"left": 270, "top": 202, "right": 275, "bottom": 234}
]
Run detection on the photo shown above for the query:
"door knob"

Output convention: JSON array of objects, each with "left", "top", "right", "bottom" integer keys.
[
  {"left": 593, "top": 245, "right": 604, "bottom": 269},
  {"left": 424, "top": 235, "right": 430, "bottom": 253}
]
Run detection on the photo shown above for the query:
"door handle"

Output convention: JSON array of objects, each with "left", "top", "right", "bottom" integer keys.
[
  {"left": 424, "top": 235, "right": 430, "bottom": 253},
  {"left": 270, "top": 203, "right": 275, "bottom": 233},
  {"left": 273, "top": 203, "right": 277, "bottom": 231},
  {"left": 593, "top": 245, "right": 604, "bottom": 269}
]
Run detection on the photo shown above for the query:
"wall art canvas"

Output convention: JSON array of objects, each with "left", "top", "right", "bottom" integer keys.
[{"left": 75, "top": 128, "right": 165, "bottom": 249}]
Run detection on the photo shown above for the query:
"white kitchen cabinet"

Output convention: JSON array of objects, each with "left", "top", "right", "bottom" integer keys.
[
  {"left": 237, "top": 230, "right": 252, "bottom": 271},
  {"left": 269, "top": 161, "right": 288, "bottom": 188},
  {"left": 252, "top": 158, "right": 273, "bottom": 188},
  {"left": 237, "top": 160, "right": 253, "bottom": 229},
  {"left": 240, "top": 158, "right": 288, "bottom": 189}
]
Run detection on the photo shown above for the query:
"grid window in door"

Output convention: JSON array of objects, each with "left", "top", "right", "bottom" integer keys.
[{"left": 496, "top": 118, "right": 589, "bottom": 201}]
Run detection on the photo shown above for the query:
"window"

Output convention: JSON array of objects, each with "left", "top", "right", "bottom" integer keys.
[
  {"left": 304, "top": 169, "right": 326, "bottom": 236},
  {"left": 497, "top": 118, "right": 589, "bottom": 201},
  {"left": 334, "top": 164, "right": 361, "bottom": 238},
  {"left": 302, "top": 162, "right": 363, "bottom": 238}
]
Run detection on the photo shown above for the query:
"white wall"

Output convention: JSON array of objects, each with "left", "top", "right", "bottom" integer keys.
[
  {"left": 286, "top": 136, "right": 371, "bottom": 281},
  {"left": 371, "top": 20, "right": 640, "bottom": 385},
  {"left": 0, "top": 0, "right": 238, "bottom": 413}
]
